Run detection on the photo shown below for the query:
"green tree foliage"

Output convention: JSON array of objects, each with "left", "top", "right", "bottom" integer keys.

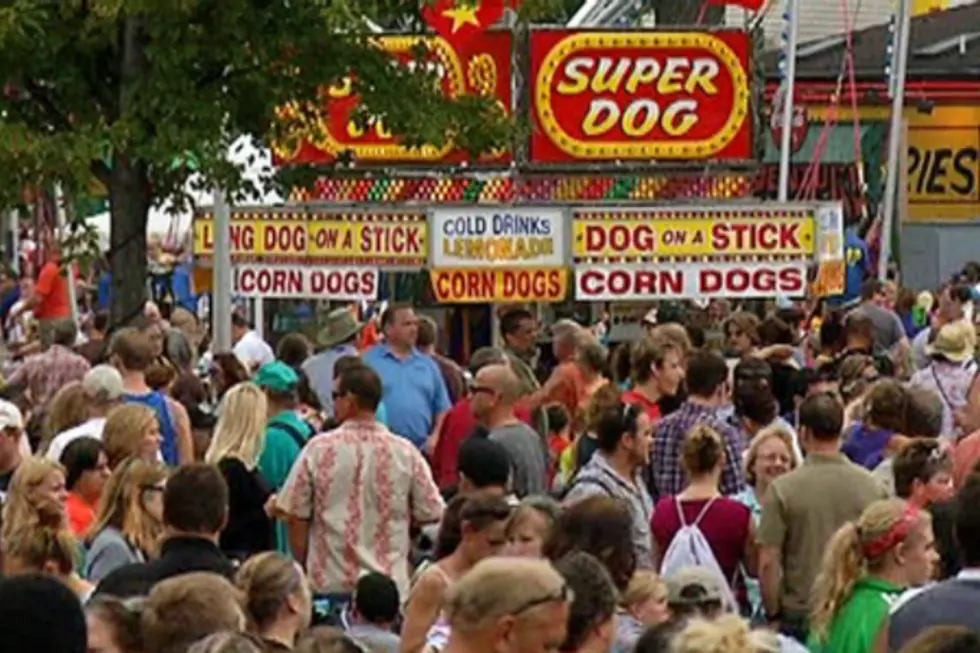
[{"left": 0, "top": 0, "right": 512, "bottom": 325}]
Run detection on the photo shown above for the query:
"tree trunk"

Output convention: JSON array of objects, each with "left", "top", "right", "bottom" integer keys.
[
  {"left": 108, "top": 153, "right": 151, "bottom": 328},
  {"left": 649, "top": 0, "right": 725, "bottom": 25}
]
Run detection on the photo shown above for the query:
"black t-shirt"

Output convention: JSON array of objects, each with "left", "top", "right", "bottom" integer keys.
[{"left": 217, "top": 458, "right": 274, "bottom": 560}]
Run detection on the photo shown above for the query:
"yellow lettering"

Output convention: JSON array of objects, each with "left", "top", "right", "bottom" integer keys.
[
  {"left": 656, "top": 57, "right": 688, "bottom": 95},
  {"left": 556, "top": 57, "right": 592, "bottom": 94},
  {"left": 662, "top": 100, "right": 699, "bottom": 136},
  {"left": 685, "top": 58, "right": 720, "bottom": 94},
  {"left": 625, "top": 58, "right": 661, "bottom": 94},
  {"left": 622, "top": 100, "right": 659, "bottom": 137},
  {"left": 590, "top": 58, "right": 630, "bottom": 93},
  {"left": 347, "top": 121, "right": 364, "bottom": 138},
  {"left": 329, "top": 77, "right": 353, "bottom": 98},
  {"left": 375, "top": 121, "right": 391, "bottom": 139},
  {"left": 582, "top": 99, "right": 619, "bottom": 136}
]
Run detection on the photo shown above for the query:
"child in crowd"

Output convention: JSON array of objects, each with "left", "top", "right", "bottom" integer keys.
[
  {"left": 346, "top": 572, "right": 400, "bottom": 653},
  {"left": 616, "top": 570, "right": 670, "bottom": 653},
  {"left": 505, "top": 495, "right": 562, "bottom": 558},
  {"left": 544, "top": 404, "right": 571, "bottom": 490}
]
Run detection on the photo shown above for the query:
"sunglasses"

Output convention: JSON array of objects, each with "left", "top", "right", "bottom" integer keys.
[{"left": 510, "top": 583, "right": 571, "bottom": 616}]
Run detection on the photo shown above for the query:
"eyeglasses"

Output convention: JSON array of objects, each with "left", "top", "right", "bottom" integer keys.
[
  {"left": 510, "top": 583, "right": 571, "bottom": 616},
  {"left": 757, "top": 453, "right": 793, "bottom": 465}
]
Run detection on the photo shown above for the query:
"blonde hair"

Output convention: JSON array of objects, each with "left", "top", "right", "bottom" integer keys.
[
  {"left": 206, "top": 383, "right": 267, "bottom": 470},
  {"left": 1, "top": 457, "right": 65, "bottom": 541},
  {"left": 671, "top": 614, "right": 780, "bottom": 653},
  {"left": 103, "top": 404, "right": 158, "bottom": 469},
  {"left": 622, "top": 569, "right": 666, "bottom": 608},
  {"left": 810, "top": 499, "right": 929, "bottom": 641},
  {"left": 87, "top": 457, "right": 168, "bottom": 558},
  {"left": 681, "top": 424, "right": 725, "bottom": 477},
  {"left": 41, "top": 382, "right": 89, "bottom": 450},
  {"left": 236, "top": 551, "right": 308, "bottom": 629},
  {"left": 505, "top": 496, "right": 562, "bottom": 541},
  {"left": 650, "top": 323, "right": 693, "bottom": 358},
  {"left": 744, "top": 425, "right": 799, "bottom": 486},
  {"left": 2, "top": 500, "right": 77, "bottom": 575}
]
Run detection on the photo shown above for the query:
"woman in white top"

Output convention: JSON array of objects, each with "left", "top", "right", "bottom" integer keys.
[{"left": 400, "top": 492, "right": 511, "bottom": 653}]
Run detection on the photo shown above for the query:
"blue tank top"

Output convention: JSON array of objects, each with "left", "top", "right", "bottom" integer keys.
[{"left": 124, "top": 391, "right": 178, "bottom": 465}]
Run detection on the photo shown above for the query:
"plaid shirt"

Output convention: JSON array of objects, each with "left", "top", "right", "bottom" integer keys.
[
  {"left": 648, "top": 401, "right": 746, "bottom": 502},
  {"left": 8, "top": 344, "right": 91, "bottom": 406}
]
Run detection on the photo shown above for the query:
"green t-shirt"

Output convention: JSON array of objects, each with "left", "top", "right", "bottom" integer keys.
[
  {"left": 808, "top": 577, "right": 902, "bottom": 653},
  {"left": 259, "top": 411, "right": 313, "bottom": 554}
]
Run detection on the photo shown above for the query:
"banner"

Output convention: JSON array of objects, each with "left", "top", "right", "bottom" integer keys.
[
  {"left": 430, "top": 268, "right": 568, "bottom": 303},
  {"left": 575, "top": 262, "right": 807, "bottom": 301},
  {"left": 529, "top": 29, "right": 751, "bottom": 163},
  {"left": 431, "top": 207, "right": 565, "bottom": 268},
  {"left": 233, "top": 264, "right": 379, "bottom": 300},
  {"left": 907, "top": 125, "right": 980, "bottom": 221},
  {"left": 573, "top": 210, "right": 815, "bottom": 260},
  {"left": 572, "top": 204, "right": 844, "bottom": 299},
  {"left": 273, "top": 32, "right": 512, "bottom": 166},
  {"left": 193, "top": 209, "right": 428, "bottom": 267}
]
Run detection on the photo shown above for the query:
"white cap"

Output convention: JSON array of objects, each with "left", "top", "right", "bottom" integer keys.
[
  {"left": 0, "top": 400, "right": 24, "bottom": 430},
  {"left": 83, "top": 365, "right": 125, "bottom": 402}
]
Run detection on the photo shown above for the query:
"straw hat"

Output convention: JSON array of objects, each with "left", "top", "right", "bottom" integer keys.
[{"left": 927, "top": 320, "right": 976, "bottom": 363}]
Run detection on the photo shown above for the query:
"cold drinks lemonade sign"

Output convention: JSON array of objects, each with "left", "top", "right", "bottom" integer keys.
[
  {"left": 430, "top": 207, "right": 567, "bottom": 302},
  {"left": 530, "top": 30, "right": 751, "bottom": 163}
]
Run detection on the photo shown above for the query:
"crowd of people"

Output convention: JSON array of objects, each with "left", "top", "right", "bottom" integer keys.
[{"left": 5, "top": 261, "right": 980, "bottom": 653}]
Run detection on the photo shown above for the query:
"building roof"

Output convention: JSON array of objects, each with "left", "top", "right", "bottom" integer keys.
[{"left": 762, "top": 3, "right": 980, "bottom": 80}]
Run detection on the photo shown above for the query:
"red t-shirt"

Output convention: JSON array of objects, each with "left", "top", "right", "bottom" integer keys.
[
  {"left": 651, "top": 497, "right": 751, "bottom": 600},
  {"left": 621, "top": 389, "right": 662, "bottom": 422},
  {"left": 34, "top": 260, "right": 71, "bottom": 320}
]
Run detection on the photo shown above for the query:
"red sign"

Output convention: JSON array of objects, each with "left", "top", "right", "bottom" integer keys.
[
  {"left": 422, "top": 1, "right": 507, "bottom": 54},
  {"left": 529, "top": 30, "right": 751, "bottom": 163},
  {"left": 575, "top": 263, "right": 807, "bottom": 301},
  {"left": 273, "top": 32, "right": 512, "bottom": 165}
]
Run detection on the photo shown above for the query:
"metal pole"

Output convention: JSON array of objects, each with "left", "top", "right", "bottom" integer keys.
[
  {"left": 253, "top": 297, "right": 265, "bottom": 341},
  {"left": 53, "top": 185, "right": 79, "bottom": 326},
  {"left": 878, "top": 0, "right": 911, "bottom": 281},
  {"left": 9, "top": 209, "right": 19, "bottom": 276},
  {"left": 777, "top": 0, "right": 799, "bottom": 202},
  {"left": 212, "top": 188, "right": 233, "bottom": 351}
]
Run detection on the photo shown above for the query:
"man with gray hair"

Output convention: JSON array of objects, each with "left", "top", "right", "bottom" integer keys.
[
  {"left": 6, "top": 318, "right": 90, "bottom": 407},
  {"left": 472, "top": 364, "right": 548, "bottom": 497},
  {"left": 443, "top": 558, "right": 570, "bottom": 653}
]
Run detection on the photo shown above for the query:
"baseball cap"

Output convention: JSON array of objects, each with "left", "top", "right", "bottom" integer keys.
[
  {"left": 665, "top": 567, "right": 724, "bottom": 606},
  {"left": 0, "top": 399, "right": 23, "bottom": 431},
  {"left": 83, "top": 365, "right": 125, "bottom": 403},
  {"left": 254, "top": 361, "right": 300, "bottom": 394}
]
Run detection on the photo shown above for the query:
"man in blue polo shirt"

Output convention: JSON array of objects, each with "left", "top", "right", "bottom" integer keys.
[{"left": 362, "top": 304, "right": 451, "bottom": 451}]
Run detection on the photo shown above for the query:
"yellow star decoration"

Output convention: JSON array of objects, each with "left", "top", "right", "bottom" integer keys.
[{"left": 442, "top": 3, "right": 481, "bottom": 33}]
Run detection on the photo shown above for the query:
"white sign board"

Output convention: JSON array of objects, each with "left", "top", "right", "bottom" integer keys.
[
  {"left": 575, "top": 262, "right": 808, "bottom": 301},
  {"left": 233, "top": 264, "right": 379, "bottom": 300},
  {"left": 431, "top": 207, "right": 565, "bottom": 269}
]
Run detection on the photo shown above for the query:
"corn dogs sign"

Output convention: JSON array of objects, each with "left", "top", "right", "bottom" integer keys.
[
  {"left": 573, "top": 205, "right": 845, "bottom": 300},
  {"left": 530, "top": 30, "right": 751, "bottom": 163}
]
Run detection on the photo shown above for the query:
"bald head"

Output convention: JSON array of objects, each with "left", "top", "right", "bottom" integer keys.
[{"left": 476, "top": 364, "right": 522, "bottom": 404}]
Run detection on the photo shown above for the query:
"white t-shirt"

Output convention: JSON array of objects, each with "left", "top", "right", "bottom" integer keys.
[
  {"left": 45, "top": 418, "right": 108, "bottom": 463},
  {"left": 233, "top": 330, "right": 275, "bottom": 372}
]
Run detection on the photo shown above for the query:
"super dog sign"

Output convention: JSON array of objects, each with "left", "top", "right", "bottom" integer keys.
[{"left": 530, "top": 30, "right": 751, "bottom": 162}]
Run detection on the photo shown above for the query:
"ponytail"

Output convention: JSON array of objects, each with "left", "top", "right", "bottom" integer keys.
[
  {"left": 809, "top": 522, "right": 865, "bottom": 640},
  {"left": 810, "top": 499, "right": 922, "bottom": 641}
]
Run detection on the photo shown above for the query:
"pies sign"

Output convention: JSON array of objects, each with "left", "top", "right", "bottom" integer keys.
[
  {"left": 529, "top": 30, "right": 752, "bottom": 163},
  {"left": 272, "top": 31, "right": 512, "bottom": 165}
]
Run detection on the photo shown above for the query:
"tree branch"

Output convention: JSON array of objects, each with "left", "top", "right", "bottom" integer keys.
[{"left": 22, "top": 79, "right": 74, "bottom": 132}]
